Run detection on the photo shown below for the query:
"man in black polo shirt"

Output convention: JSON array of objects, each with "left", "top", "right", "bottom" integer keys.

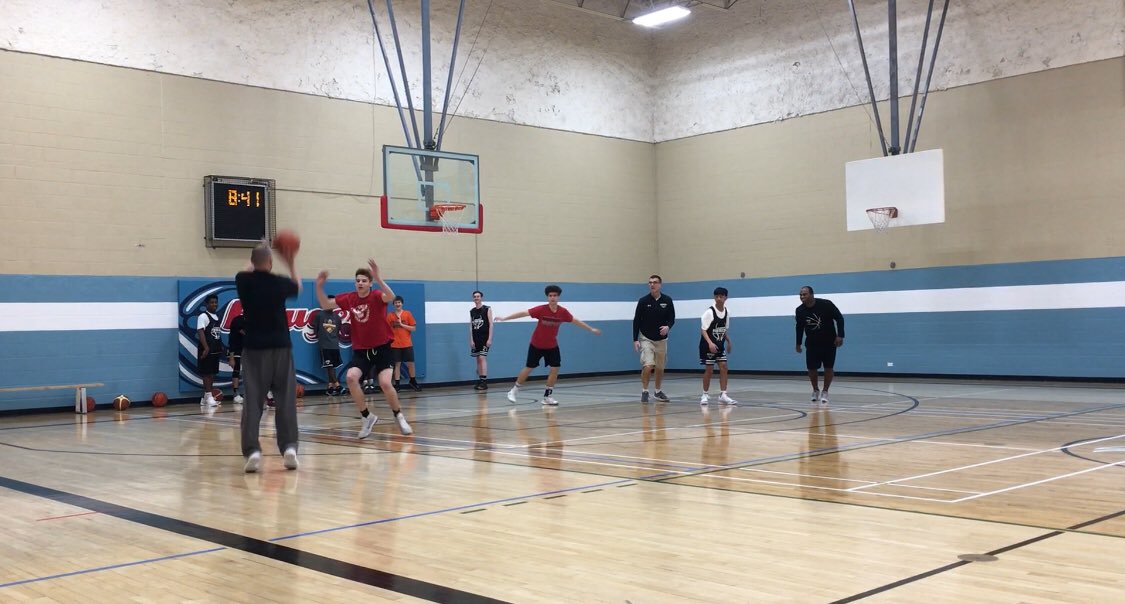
[
  {"left": 632, "top": 274, "right": 675, "bottom": 403},
  {"left": 236, "top": 243, "right": 301, "bottom": 473},
  {"left": 795, "top": 286, "right": 845, "bottom": 408}
]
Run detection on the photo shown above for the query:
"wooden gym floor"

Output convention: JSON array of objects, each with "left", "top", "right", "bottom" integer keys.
[{"left": 2, "top": 375, "right": 1123, "bottom": 602}]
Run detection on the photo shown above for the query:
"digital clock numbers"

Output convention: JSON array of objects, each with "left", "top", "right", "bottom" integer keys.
[{"left": 203, "top": 176, "right": 276, "bottom": 248}]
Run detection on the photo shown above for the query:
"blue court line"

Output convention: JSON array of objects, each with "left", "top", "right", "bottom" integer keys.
[
  {"left": 0, "top": 547, "right": 225, "bottom": 588},
  {"left": 270, "top": 477, "right": 633, "bottom": 542},
  {"left": 640, "top": 401, "right": 1125, "bottom": 481}
]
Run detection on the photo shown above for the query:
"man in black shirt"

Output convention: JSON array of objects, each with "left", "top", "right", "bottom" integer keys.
[
  {"left": 795, "top": 286, "right": 844, "bottom": 408},
  {"left": 235, "top": 243, "right": 301, "bottom": 473},
  {"left": 632, "top": 274, "right": 675, "bottom": 403}
]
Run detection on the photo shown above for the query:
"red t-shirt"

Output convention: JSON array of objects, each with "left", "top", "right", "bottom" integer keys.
[
  {"left": 335, "top": 290, "right": 392, "bottom": 349},
  {"left": 529, "top": 304, "right": 573, "bottom": 349}
]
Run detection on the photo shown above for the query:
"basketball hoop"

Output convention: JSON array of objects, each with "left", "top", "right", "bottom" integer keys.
[
  {"left": 865, "top": 206, "right": 899, "bottom": 234},
  {"left": 428, "top": 203, "right": 469, "bottom": 235}
]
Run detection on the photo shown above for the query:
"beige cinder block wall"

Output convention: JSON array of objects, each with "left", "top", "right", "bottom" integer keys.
[
  {"left": 653, "top": 57, "right": 1125, "bottom": 282},
  {"left": 0, "top": 50, "right": 656, "bottom": 283}
]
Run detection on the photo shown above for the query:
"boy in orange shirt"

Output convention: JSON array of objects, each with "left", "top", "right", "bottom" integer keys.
[{"left": 387, "top": 295, "right": 421, "bottom": 391}]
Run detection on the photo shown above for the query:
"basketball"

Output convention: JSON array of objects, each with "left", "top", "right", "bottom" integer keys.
[
  {"left": 85, "top": 396, "right": 96, "bottom": 412},
  {"left": 273, "top": 229, "right": 300, "bottom": 256},
  {"left": 112, "top": 395, "right": 131, "bottom": 411},
  {"left": 211, "top": 388, "right": 224, "bottom": 403},
  {"left": 296, "top": 384, "right": 305, "bottom": 398},
  {"left": 152, "top": 391, "right": 168, "bottom": 407}
]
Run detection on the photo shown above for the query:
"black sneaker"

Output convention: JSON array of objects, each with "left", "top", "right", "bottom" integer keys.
[
  {"left": 411, "top": 382, "right": 422, "bottom": 392},
  {"left": 654, "top": 391, "right": 670, "bottom": 402}
]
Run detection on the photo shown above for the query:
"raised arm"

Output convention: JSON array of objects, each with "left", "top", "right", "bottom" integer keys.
[
  {"left": 277, "top": 245, "right": 301, "bottom": 294},
  {"left": 315, "top": 271, "right": 338, "bottom": 311},
  {"left": 369, "top": 258, "right": 395, "bottom": 303}
]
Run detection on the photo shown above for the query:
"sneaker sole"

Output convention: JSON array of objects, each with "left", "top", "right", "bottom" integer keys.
[{"left": 283, "top": 450, "right": 299, "bottom": 470}]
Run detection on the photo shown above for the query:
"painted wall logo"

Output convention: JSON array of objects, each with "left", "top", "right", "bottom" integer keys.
[
  {"left": 177, "top": 278, "right": 426, "bottom": 393},
  {"left": 177, "top": 280, "right": 351, "bottom": 392}
]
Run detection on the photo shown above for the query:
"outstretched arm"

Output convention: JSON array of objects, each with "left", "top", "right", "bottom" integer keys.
[
  {"left": 496, "top": 309, "right": 531, "bottom": 322},
  {"left": 571, "top": 318, "right": 602, "bottom": 336}
]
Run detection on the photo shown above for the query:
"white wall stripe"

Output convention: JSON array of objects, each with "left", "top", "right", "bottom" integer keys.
[
  {"left": 0, "top": 303, "right": 180, "bottom": 332},
  {"left": 424, "top": 281, "right": 1125, "bottom": 324},
  {"left": 2, "top": 281, "right": 1123, "bottom": 331}
]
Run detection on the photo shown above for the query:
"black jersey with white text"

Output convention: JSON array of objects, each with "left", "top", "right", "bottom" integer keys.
[
  {"left": 700, "top": 306, "right": 729, "bottom": 352},
  {"left": 470, "top": 305, "right": 491, "bottom": 339}
]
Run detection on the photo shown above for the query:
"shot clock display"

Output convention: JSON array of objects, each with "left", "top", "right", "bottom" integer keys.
[{"left": 203, "top": 176, "right": 276, "bottom": 247}]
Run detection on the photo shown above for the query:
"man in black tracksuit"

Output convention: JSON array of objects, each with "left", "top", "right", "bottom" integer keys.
[{"left": 795, "top": 285, "right": 844, "bottom": 407}]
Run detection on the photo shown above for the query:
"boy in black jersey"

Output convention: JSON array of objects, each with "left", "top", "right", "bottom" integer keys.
[
  {"left": 700, "top": 287, "right": 736, "bottom": 406},
  {"left": 469, "top": 290, "right": 493, "bottom": 390}
]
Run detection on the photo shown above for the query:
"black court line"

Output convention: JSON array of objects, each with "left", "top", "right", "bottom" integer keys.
[
  {"left": 0, "top": 475, "right": 511, "bottom": 604},
  {"left": 829, "top": 507, "right": 1125, "bottom": 603}
]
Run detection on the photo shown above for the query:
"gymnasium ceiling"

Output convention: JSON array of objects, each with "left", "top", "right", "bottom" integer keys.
[{"left": 543, "top": 0, "right": 741, "bottom": 22}]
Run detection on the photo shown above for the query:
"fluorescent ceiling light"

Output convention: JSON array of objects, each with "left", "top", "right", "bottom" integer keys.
[{"left": 632, "top": 6, "right": 691, "bottom": 28}]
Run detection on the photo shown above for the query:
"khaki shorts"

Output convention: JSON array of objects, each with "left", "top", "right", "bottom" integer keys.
[{"left": 638, "top": 334, "right": 667, "bottom": 369}]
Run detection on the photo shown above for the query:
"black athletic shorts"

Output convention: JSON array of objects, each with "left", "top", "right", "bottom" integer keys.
[
  {"left": 525, "top": 345, "right": 561, "bottom": 368},
  {"left": 348, "top": 343, "right": 395, "bottom": 377},
  {"left": 471, "top": 336, "right": 489, "bottom": 357},
  {"left": 197, "top": 352, "right": 221, "bottom": 375},
  {"left": 699, "top": 342, "right": 728, "bottom": 366},
  {"left": 391, "top": 346, "right": 415, "bottom": 364},
  {"left": 320, "top": 348, "right": 341, "bottom": 368},
  {"left": 228, "top": 353, "right": 241, "bottom": 378},
  {"left": 805, "top": 344, "right": 837, "bottom": 370}
]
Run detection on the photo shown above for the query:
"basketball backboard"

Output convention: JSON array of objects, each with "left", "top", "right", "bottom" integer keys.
[
  {"left": 845, "top": 149, "right": 945, "bottom": 231},
  {"left": 381, "top": 145, "right": 482, "bottom": 234}
]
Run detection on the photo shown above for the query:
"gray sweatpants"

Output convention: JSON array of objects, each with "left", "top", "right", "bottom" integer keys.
[{"left": 240, "top": 347, "right": 299, "bottom": 458}]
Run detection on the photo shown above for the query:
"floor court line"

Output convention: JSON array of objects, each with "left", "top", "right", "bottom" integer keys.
[
  {"left": 848, "top": 432, "right": 1125, "bottom": 492},
  {"left": 951, "top": 459, "right": 1125, "bottom": 503}
]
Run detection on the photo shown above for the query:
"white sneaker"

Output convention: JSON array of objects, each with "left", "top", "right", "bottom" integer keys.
[
  {"left": 811, "top": 390, "right": 820, "bottom": 402},
  {"left": 820, "top": 393, "right": 830, "bottom": 407},
  {"left": 282, "top": 447, "right": 299, "bottom": 470},
  {"left": 243, "top": 451, "right": 261, "bottom": 473},
  {"left": 507, "top": 386, "right": 520, "bottom": 403},
  {"left": 718, "top": 392, "right": 737, "bottom": 406},
  {"left": 358, "top": 413, "right": 378, "bottom": 439},
  {"left": 541, "top": 396, "right": 558, "bottom": 406},
  {"left": 202, "top": 394, "right": 218, "bottom": 408},
  {"left": 233, "top": 394, "right": 245, "bottom": 404},
  {"left": 700, "top": 393, "right": 710, "bottom": 406},
  {"left": 395, "top": 413, "right": 413, "bottom": 435}
]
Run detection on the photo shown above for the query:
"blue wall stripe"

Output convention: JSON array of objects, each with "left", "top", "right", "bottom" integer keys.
[{"left": 4, "top": 257, "right": 1125, "bottom": 411}]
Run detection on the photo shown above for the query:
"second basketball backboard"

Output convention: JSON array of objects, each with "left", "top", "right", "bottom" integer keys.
[{"left": 845, "top": 149, "right": 945, "bottom": 231}]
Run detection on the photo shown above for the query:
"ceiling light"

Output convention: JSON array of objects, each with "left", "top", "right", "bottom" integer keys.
[{"left": 632, "top": 6, "right": 691, "bottom": 28}]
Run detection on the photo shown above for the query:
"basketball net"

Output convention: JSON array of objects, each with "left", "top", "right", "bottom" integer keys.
[
  {"left": 431, "top": 203, "right": 469, "bottom": 235},
  {"left": 865, "top": 207, "right": 898, "bottom": 234}
]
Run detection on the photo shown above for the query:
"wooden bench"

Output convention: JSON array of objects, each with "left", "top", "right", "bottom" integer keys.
[{"left": 0, "top": 383, "right": 105, "bottom": 414}]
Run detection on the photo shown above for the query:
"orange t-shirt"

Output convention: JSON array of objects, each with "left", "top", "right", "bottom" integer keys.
[{"left": 386, "top": 309, "right": 415, "bottom": 348}]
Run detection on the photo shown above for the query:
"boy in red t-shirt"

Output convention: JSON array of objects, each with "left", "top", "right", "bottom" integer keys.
[
  {"left": 315, "top": 259, "right": 412, "bottom": 437},
  {"left": 496, "top": 284, "right": 601, "bottom": 406}
]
